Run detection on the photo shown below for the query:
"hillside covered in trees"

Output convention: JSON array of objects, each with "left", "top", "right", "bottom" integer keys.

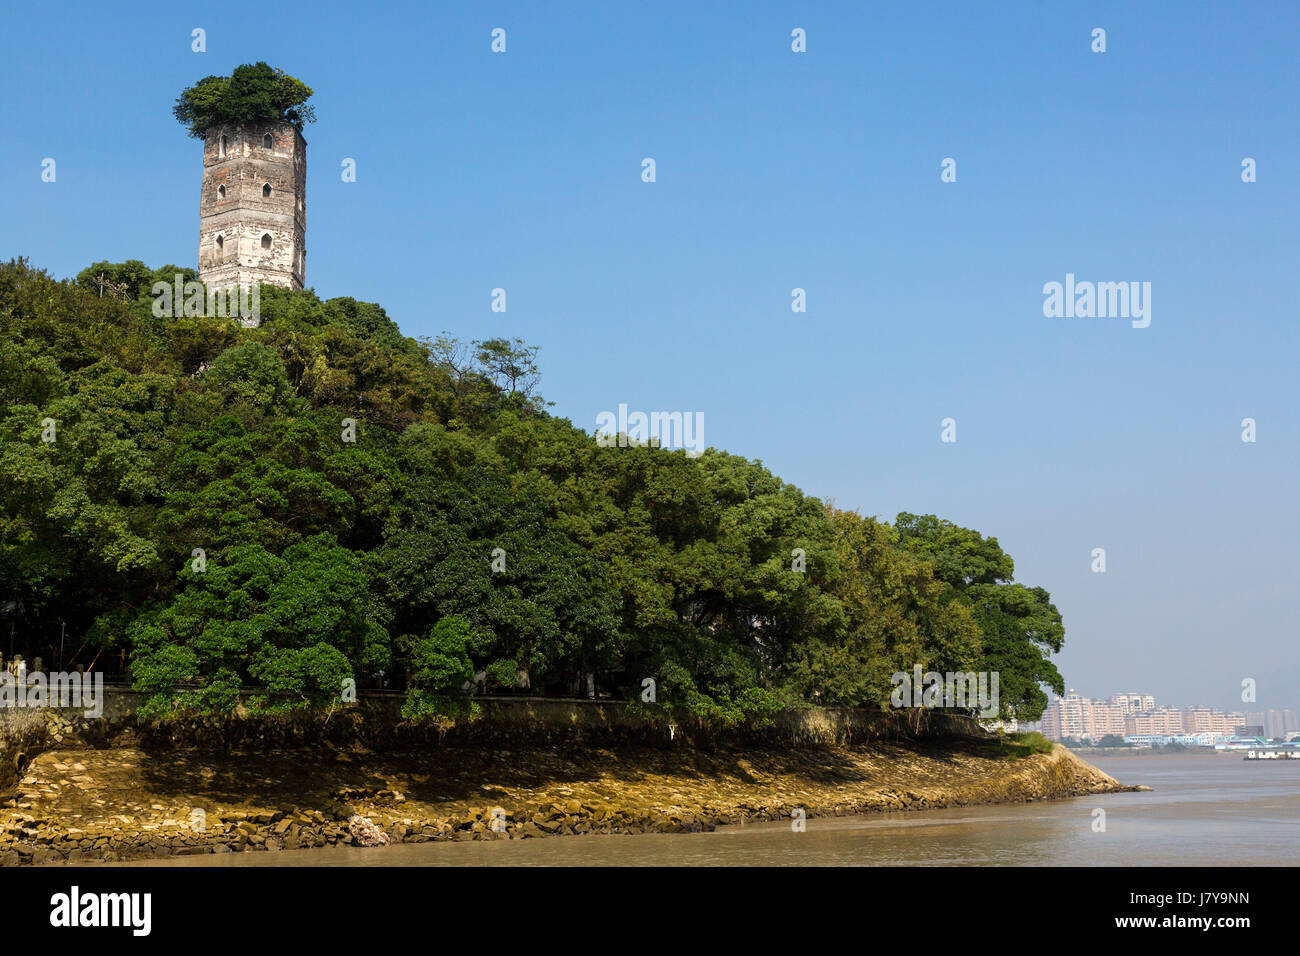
[{"left": 0, "top": 259, "right": 1066, "bottom": 722}]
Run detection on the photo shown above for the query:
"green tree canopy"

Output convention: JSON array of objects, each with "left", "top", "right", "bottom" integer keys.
[
  {"left": 894, "top": 513, "right": 1065, "bottom": 719},
  {"left": 0, "top": 257, "right": 1071, "bottom": 723},
  {"left": 174, "top": 62, "right": 316, "bottom": 138}
]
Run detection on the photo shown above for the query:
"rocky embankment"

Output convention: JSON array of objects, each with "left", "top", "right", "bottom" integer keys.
[{"left": 0, "top": 740, "right": 1138, "bottom": 865}]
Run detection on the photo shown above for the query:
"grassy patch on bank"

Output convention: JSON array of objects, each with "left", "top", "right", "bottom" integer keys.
[{"left": 988, "top": 731, "right": 1055, "bottom": 759}]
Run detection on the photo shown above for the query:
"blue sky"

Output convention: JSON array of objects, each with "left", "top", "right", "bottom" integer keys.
[{"left": 2, "top": 0, "right": 1296, "bottom": 712}]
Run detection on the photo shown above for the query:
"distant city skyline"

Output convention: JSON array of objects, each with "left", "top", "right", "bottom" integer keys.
[
  {"left": 1059, "top": 681, "right": 1297, "bottom": 716},
  {"left": 1036, "top": 687, "right": 1300, "bottom": 742},
  {"left": 1052, "top": 686, "right": 1297, "bottom": 715}
]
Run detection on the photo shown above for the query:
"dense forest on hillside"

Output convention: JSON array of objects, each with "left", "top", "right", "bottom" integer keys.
[{"left": 0, "top": 259, "right": 1066, "bottom": 721}]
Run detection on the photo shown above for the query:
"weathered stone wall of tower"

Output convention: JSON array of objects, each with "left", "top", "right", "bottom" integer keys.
[{"left": 198, "top": 121, "right": 306, "bottom": 297}]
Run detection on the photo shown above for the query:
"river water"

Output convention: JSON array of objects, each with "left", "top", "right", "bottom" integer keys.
[{"left": 110, "top": 754, "right": 1299, "bottom": 866}]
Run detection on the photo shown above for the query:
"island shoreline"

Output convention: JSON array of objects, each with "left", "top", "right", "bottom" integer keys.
[{"left": 0, "top": 734, "right": 1142, "bottom": 866}]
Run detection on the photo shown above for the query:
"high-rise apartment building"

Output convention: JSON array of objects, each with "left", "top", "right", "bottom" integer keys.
[{"left": 1243, "top": 709, "right": 1300, "bottom": 738}]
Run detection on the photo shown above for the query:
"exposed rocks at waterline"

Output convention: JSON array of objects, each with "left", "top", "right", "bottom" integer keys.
[{"left": 0, "top": 742, "right": 1139, "bottom": 865}]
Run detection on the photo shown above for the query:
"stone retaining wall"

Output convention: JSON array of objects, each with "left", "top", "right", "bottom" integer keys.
[{"left": 3, "top": 690, "right": 989, "bottom": 762}]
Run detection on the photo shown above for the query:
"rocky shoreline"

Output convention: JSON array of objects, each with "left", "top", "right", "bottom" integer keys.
[{"left": 0, "top": 740, "right": 1141, "bottom": 865}]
